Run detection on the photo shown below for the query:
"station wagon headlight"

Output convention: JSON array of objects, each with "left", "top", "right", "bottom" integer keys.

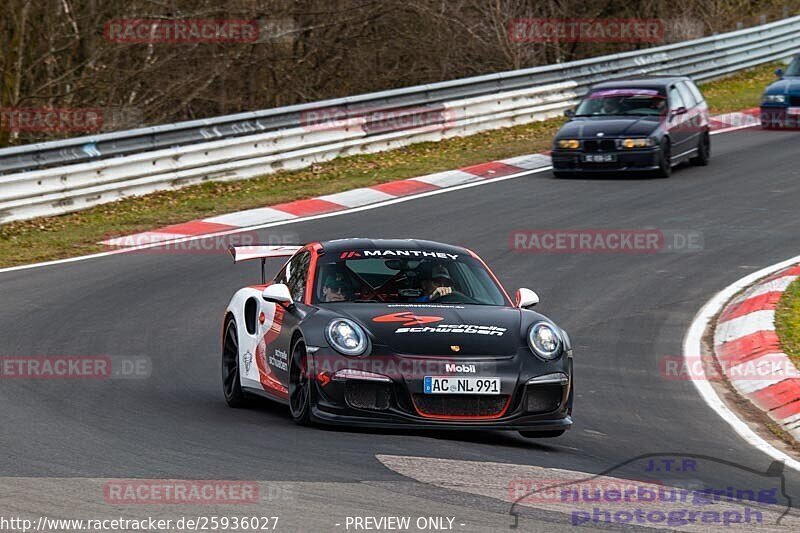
[
  {"left": 557, "top": 139, "right": 580, "bottom": 149},
  {"left": 620, "top": 138, "right": 655, "bottom": 148},
  {"left": 326, "top": 318, "right": 368, "bottom": 356},
  {"left": 528, "top": 322, "right": 562, "bottom": 360},
  {"left": 762, "top": 94, "right": 786, "bottom": 103}
]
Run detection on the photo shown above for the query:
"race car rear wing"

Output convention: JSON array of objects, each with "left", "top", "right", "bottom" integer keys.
[{"left": 229, "top": 245, "right": 303, "bottom": 283}]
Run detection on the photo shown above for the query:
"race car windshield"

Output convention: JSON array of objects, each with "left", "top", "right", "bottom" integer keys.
[
  {"left": 575, "top": 89, "right": 667, "bottom": 116},
  {"left": 785, "top": 58, "right": 800, "bottom": 76},
  {"left": 314, "top": 254, "right": 507, "bottom": 305}
]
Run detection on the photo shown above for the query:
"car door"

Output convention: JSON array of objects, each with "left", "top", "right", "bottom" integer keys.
[
  {"left": 675, "top": 81, "right": 702, "bottom": 149},
  {"left": 685, "top": 79, "right": 710, "bottom": 130},
  {"left": 265, "top": 250, "right": 311, "bottom": 388},
  {"left": 256, "top": 250, "right": 311, "bottom": 398},
  {"left": 667, "top": 84, "right": 691, "bottom": 156}
]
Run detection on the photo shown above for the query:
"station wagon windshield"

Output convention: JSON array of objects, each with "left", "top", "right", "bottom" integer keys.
[{"left": 576, "top": 88, "right": 667, "bottom": 116}]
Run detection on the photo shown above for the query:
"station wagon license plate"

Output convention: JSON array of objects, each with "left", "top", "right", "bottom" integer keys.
[
  {"left": 424, "top": 376, "right": 501, "bottom": 395},
  {"left": 787, "top": 107, "right": 800, "bottom": 116},
  {"left": 582, "top": 153, "right": 617, "bottom": 163}
]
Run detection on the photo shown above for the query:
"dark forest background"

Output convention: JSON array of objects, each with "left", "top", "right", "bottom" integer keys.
[{"left": 1, "top": 0, "right": 797, "bottom": 145}]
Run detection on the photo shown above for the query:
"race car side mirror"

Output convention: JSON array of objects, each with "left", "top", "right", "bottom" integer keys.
[
  {"left": 775, "top": 68, "right": 784, "bottom": 78},
  {"left": 564, "top": 108, "right": 575, "bottom": 118},
  {"left": 516, "top": 288, "right": 539, "bottom": 308},
  {"left": 263, "top": 284, "right": 293, "bottom": 306}
]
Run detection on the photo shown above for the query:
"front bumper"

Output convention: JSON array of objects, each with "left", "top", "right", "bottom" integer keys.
[
  {"left": 307, "top": 348, "right": 573, "bottom": 430},
  {"left": 552, "top": 147, "right": 661, "bottom": 173}
]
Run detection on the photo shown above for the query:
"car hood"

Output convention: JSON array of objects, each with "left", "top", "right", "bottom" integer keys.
[
  {"left": 763, "top": 77, "right": 800, "bottom": 95},
  {"left": 557, "top": 116, "right": 661, "bottom": 138},
  {"left": 329, "top": 303, "right": 523, "bottom": 356}
]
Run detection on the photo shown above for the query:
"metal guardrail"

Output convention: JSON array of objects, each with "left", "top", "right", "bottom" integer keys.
[{"left": 0, "top": 16, "right": 797, "bottom": 223}]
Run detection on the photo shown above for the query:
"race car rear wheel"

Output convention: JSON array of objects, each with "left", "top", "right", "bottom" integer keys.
[
  {"left": 519, "top": 430, "right": 566, "bottom": 439},
  {"left": 289, "top": 337, "right": 312, "bottom": 425},
  {"left": 222, "top": 317, "right": 250, "bottom": 408}
]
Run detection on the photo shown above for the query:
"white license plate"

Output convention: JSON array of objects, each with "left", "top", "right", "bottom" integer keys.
[
  {"left": 423, "top": 376, "right": 501, "bottom": 395},
  {"left": 787, "top": 107, "right": 800, "bottom": 116},
  {"left": 582, "top": 153, "right": 617, "bottom": 163}
]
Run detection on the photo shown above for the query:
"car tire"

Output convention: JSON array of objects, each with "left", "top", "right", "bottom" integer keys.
[
  {"left": 289, "top": 337, "right": 313, "bottom": 426},
  {"left": 519, "top": 430, "right": 566, "bottom": 439},
  {"left": 654, "top": 138, "right": 671, "bottom": 178},
  {"left": 222, "top": 317, "right": 251, "bottom": 408},
  {"left": 690, "top": 131, "right": 710, "bottom": 166}
]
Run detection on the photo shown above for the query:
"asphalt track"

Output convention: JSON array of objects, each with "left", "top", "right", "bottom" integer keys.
[{"left": 2, "top": 127, "right": 800, "bottom": 531}]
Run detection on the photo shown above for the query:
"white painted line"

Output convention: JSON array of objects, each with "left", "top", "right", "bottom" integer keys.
[
  {"left": 683, "top": 253, "right": 800, "bottom": 473},
  {"left": 0, "top": 120, "right": 758, "bottom": 275},
  {"left": 746, "top": 275, "right": 799, "bottom": 299},
  {"left": 0, "top": 164, "right": 552, "bottom": 275},
  {"left": 203, "top": 207, "right": 297, "bottom": 227},
  {"left": 709, "top": 122, "right": 760, "bottom": 135},
  {"left": 318, "top": 187, "right": 395, "bottom": 208},
  {"left": 728, "top": 353, "right": 800, "bottom": 395},
  {"left": 500, "top": 153, "right": 553, "bottom": 170},
  {"left": 714, "top": 310, "right": 776, "bottom": 345},
  {"left": 102, "top": 231, "right": 187, "bottom": 247},
  {"left": 413, "top": 169, "right": 480, "bottom": 188},
  {"left": 782, "top": 412, "right": 800, "bottom": 427}
]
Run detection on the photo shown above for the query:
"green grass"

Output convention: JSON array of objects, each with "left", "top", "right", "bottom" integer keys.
[
  {"left": 701, "top": 62, "right": 782, "bottom": 113},
  {"left": 0, "top": 62, "right": 782, "bottom": 267},
  {"left": 776, "top": 278, "right": 800, "bottom": 368}
]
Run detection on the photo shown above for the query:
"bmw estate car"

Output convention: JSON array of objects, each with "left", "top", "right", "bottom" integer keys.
[
  {"left": 222, "top": 239, "right": 573, "bottom": 438},
  {"left": 551, "top": 77, "right": 711, "bottom": 178},
  {"left": 761, "top": 55, "right": 800, "bottom": 129}
]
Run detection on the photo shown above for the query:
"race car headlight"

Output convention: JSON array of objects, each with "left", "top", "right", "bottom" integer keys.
[
  {"left": 528, "top": 322, "right": 562, "bottom": 360},
  {"left": 556, "top": 139, "right": 580, "bottom": 149},
  {"left": 620, "top": 138, "right": 655, "bottom": 148},
  {"left": 326, "top": 318, "right": 368, "bottom": 356},
  {"left": 762, "top": 94, "right": 786, "bottom": 103}
]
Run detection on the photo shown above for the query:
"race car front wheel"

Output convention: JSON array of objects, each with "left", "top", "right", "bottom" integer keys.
[
  {"left": 289, "top": 337, "right": 312, "bottom": 425},
  {"left": 222, "top": 317, "right": 250, "bottom": 408}
]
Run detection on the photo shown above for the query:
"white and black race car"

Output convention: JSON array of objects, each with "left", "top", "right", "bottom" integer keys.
[{"left": 222, "top": 239, "right": 573, "bottom": 438}]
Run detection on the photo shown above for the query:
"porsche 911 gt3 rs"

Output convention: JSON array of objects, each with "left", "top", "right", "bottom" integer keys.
[{"left": 222, "top": 239, "right": 573, "bottom": 438}]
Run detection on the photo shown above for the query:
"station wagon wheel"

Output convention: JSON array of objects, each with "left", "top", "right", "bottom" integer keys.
[
  {"left": 690, "top": 131, "right": 710, "bottom": 166},
  {"left": 655, "top": 138, "right": 672, "bottom": 178}
]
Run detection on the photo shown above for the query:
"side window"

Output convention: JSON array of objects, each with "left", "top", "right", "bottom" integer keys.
[
  {"left": 285, "top": 251, "right": 311, "bottom": 302},
  {"left": 685, "top": 81, "right": 705, "bottom": 107},
  {"left": 668, "top": 86, "right": 685, "bottom": 111},
  {"left": 676, "top": 82, "right": 696, "bottom": 108}
]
